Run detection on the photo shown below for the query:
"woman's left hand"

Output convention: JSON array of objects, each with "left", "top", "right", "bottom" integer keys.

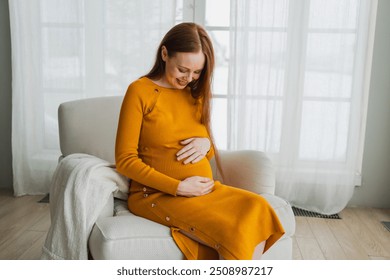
[{"left": 177, "top": 137, "right": 211, "bottom": 164}]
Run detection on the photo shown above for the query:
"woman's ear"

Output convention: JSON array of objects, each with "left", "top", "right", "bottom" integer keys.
[{"left": 161, "top": 46, "right": 168, "bottom": 62}]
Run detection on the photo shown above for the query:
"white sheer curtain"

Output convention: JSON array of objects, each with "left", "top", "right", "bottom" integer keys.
[
  {"left": 229, "top": 0, "right": 377, "bottom": 214},
  {"left": 9, "top": 0, "right": 177, "bottom": 195}
]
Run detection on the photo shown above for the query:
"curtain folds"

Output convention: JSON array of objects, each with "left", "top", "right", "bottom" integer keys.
[
  {"left": 9, "top": 0, "right": 176, "bottom": 195},
  {"left": 229, "top": 0, "right": 377, "bottom": 214}
]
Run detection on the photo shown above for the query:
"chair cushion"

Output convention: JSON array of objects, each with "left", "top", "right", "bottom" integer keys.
[
  {"left": 89, "top": 215, "right": 184, "bottom": 260},
  {"left": 89, "top": 194, "right": 295, "bottom": 259}
]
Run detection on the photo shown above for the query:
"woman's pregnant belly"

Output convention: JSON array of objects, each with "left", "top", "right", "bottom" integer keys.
[{"left": 142, "top": 146, "right": 213, "bottom": 181}]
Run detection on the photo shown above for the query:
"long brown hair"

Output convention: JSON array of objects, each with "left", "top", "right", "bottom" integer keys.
[{"left": 145, "top": 22, "right": 224, "bottom": 179}]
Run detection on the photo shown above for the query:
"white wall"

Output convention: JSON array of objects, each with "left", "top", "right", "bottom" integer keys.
[
  {"left": 0, "top": 0, "right": 13, "bottom": 190},
  {"left": 348, "top": 0, "right": 390, "bottom": 208}
]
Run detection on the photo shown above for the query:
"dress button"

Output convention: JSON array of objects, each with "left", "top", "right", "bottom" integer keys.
[
  {"left": 151, "top": 203, "right": 156, "bottom": 208},
  {"left": 190, "top": 227, "right": 195, "bottom": 232},
  {"left": 165, "top": 216, "right": 170, "bottom": 222},
  {"left": 143, "top": 187, "right": 147, "bottom": 192},
  {"left": 214, "top": 244, "right": 221, "bottom": 250},
  {"left": 154, "top": 88, "right": 159, "bottom": 93},
  {"left": 143, "top": 194, "right": 148, "bottom": 198}
]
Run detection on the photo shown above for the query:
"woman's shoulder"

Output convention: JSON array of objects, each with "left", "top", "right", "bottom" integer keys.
[
  {"left": 128, "top": 76, "right": 153, "bottom": 90},
  {"left": 125, "top": 77, "right": 157, "bottom": 99}
]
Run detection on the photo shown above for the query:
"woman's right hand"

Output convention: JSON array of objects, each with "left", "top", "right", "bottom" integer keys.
[{"left": 177, "top": 176, "right": 214, "bottom": 197}]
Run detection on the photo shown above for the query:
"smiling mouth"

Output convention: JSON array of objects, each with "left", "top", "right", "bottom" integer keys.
[{"left": 177, "top": 79, "right": 187, "bottom": 86}]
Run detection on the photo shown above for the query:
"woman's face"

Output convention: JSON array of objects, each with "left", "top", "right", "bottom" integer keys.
[{"left": 161, "top": 46, "right": 205, "bottom": 89}]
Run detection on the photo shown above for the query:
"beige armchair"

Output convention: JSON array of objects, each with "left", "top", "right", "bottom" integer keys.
[{"left": 57, "top": 96, "right": 295, "bottom": 259}]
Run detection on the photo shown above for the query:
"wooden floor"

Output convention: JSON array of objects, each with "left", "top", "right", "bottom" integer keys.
[
  {"left": 293, "top": 208, "right": 390, "bottom": 260},
  {"left": 1, "top": 189, "right": 389, "bottom": 260},
  {"left": 0, "top": 190, "right": 50, "bottom": 260}
]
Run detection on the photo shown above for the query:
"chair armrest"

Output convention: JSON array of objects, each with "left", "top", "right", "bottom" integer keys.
[
  {"left": 58, "top": 154, "right": 116, "bottom": 220},
  {"left": 210, "top": 150, "right": 275, "bottom": 195}
]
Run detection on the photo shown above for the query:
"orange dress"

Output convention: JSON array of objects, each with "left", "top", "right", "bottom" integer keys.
[{"left": 115, "top": 77, "right": 285, "bottom": 259}]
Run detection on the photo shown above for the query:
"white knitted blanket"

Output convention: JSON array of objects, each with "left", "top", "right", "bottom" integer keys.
[{"left": 41, "top": 153, "right": 128, "bottom": 260}]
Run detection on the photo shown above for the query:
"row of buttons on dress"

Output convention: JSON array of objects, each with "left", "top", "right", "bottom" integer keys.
[
  {"left": 142, "top": 187, "right": 149, "bottom": 198},
  {"left": 142, "top": 185, "right": 220, "bottom": 250},
  {"left": 143, "top": 187, "right": 171, "bottom": 222}
]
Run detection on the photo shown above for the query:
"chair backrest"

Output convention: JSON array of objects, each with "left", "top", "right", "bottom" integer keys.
[{"left": 58, "top": 96, "right": 124, "bottom": 163}]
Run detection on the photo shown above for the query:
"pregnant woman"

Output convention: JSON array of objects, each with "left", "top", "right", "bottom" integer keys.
[{"left": 115, "top": 22, "right": 284, "bottom": 260}]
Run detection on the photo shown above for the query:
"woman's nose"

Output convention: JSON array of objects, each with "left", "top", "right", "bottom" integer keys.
[{"left": 186, "top": 72, "right": 193, "bottom": 81}]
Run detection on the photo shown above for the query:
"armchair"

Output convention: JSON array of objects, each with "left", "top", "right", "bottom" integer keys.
[{"left": 57, "top": 96, "right": 295, "bottom": 260}]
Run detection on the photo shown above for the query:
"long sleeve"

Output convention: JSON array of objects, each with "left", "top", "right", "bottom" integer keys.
[{"left": 115, "top": 83, "right": 180, "bottom": 196}]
